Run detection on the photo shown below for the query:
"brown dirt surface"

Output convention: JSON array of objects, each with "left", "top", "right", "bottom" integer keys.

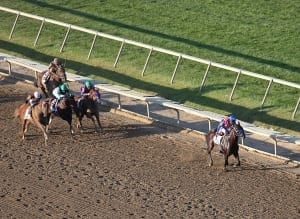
[{"left": 0, "top": 75, "right": 299, "bottom": 218}]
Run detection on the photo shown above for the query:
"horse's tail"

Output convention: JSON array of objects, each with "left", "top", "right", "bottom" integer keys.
[
  {"left": 33, "top": 79, "right": 38, "bottom": 88},
  {"left": 14, "top": 107, "right": 20, "bottom": 119}
]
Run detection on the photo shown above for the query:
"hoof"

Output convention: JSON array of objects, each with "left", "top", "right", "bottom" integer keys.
[{"left": 233, "top": 163, "right": 241, "bottom": 167}]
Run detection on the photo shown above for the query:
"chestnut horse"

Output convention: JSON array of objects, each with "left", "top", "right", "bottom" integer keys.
[
  {"left": 34, "top": 66, "right": 67, "bottom": 98},
  {"left": 206, "top": 122, "right": 245, "bottom": 169},
  {"left": 75, "top": 89, "right": 102, "bottom": 133},
  {"left": 14, "top": 100, "right": 51, "bottom": 145},
  {"left": 47, "top": 96, "right": 80, "bottom": 135}
]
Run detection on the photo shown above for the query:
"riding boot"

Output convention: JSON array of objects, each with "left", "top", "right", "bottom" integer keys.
[{"left": 50, "top": 99, "right": 57, "bottom": 112}]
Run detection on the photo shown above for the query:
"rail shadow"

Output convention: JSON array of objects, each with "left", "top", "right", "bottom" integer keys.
[{"left": 0, "top": 41, "right": 299, "bottom": 134}]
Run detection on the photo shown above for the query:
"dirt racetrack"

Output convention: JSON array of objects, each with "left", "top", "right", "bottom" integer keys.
[{"left": 0, "top": 75, "right": 299, "bottom": 218}]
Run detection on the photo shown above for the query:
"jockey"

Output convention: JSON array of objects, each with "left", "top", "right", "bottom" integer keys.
[
  {"left": 216, "top": 116, "right": 231, "bottom": 135},
  {"left": 24, "top": 91, "right": 43, "bottom": 119},
  {"left": 217, "top": 117, "right": 231, "bottom": 136},
  {"left": 78, "top": 81, "right": 101, "bottom": 106},
  {"left": 214, "top": 117, "right": 231, "bottom": 153},
  {"left": 51, "top": 83, "right": 71, "bottom": 112},
  {"left": 42, "top": 67, "right": 57, "bottom": 88},
  {"left": 48, "top": 57, "right": 63, "bottom": 70}
]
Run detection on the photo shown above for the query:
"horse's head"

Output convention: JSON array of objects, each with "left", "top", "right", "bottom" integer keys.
[
  {"left": 88, "top": 89, "right": 100, "bottom": 103},
  {"left": 232, "top": 122, "right": 245, "bottom": 138}
]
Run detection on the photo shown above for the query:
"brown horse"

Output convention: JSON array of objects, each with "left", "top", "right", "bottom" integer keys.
[
  {"left": 47, "top": 96, "right": 80, "bottom": 135},
  {"left": 34, "top": 66, "right": 67, "bottom": 98},
  {"left": 14, "top": 100, "right": 51, "bottom": 145},
  {"left": 76, "top": 89, "right": 103, "bottom": 133},
  {"left": 206, "top": 122, "right": 245, "bottom": 169}
]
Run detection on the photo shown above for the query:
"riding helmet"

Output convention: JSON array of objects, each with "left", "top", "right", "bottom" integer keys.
[
  {"left": 33, "top": 91, "right": 42, "bottom": 99},
  {"left": 85, "top": 81, "right": 93, "bottom": 88},
  {"left": 223, "top": 117, "right": 230, "bottom": 126},
  {"left": 229, "top": 114, "right": 236, "bottom": 123},
  {"left": 60, "top": 83, "right": 68, "bottom": 91}
]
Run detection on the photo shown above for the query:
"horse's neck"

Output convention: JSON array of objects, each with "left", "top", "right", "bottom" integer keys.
[
  {"left": 229, "top": 130, "right": 238, "bottom": 143},
  {"left": 56, "top": 67, "right": 65, "bottom": 80}
]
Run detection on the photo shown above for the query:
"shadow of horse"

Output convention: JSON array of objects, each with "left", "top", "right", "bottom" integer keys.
[
  {"left": 75, "top": 89, "right": 103, "bottom": 133},
  {"left": 14, "top": 100, "right": 51, "bottom": 146},
  {"left": 47, "top": 96, "right": 80, "bottom": 135},
  {"left": 206, "top": 122, "right": 245, "bottom": 170},
  {"left": 34, "top": 66, "right": 67, "bottom": 98}
]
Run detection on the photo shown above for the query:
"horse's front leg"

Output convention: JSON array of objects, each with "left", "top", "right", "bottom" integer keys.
[
  {"left": 233, "top": 151, "right": 240, "bottom": 167},
  {"left": 207, "top": 143, "right": 214, "bottom": 167},
  {"left": 224, "top": 155, "right": 229, "bottom": 170},
  {"left": 21, "top": 120, "right": 28, "bottom": 140},
  {"left": 41, "top": 86, "right": 48, "bottom": 98},
  {"left": 95, "top": 114, "right": 103, "bottom": 131},
  {"left": 76, "top": 115, "right": 84, "bottom": 133},
  {"left": 46, "top": 114, "right": 54, "bottom": 133}
]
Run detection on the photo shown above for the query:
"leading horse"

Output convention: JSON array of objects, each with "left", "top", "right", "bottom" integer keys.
[
  {"left": 206, "top": 122, "right": 245, "bottom": 169},
  {"left": 34, "top": 66, "right": 67, "bottom": 98},
  {"left": 14, "top": 100, "right": 51, "bottom": 146},
  {"left": 75, "top": 89, "right": 103, "bottom": 133}
]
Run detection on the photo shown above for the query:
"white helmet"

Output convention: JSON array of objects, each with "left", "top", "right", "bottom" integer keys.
[{"left": 34, "top": 91, "right": 42, "bottom": 99}]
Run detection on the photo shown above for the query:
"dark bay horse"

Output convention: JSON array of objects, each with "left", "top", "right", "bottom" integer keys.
[
  {"left": 14, "top": 100, "right": 51, "bottom": 145},
  {"left": 75, "top": 89, "right": 102, "bottom": 133},
  {"left": 34, "top": 66, "right": 67, "bottom": 98},
  {"left": 206, "top": 122, "right": 245, "bottom": 169},
  {"left": 47, "top": 96, "right": 80, "bottom": 135}
]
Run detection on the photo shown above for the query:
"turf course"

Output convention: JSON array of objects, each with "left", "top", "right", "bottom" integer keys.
[{"left": 0, "top": 0, "right": 299, "bottom": 136}]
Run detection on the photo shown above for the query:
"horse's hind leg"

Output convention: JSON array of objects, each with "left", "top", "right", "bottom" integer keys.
[
  {"left": 233, "top": 151, "right": 240, "bottom": 167},
  {"left": 68, "top": 120, "right": 75, "bottom": 135},
  {"left": 206, "top": 134, "right": 214, "bottom": 167}
]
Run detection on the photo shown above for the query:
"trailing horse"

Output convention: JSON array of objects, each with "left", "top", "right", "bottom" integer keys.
[
  {"left": 206, "top": 122, "right": 245, "bottom": 169},
  {"left": 47, "top": 96, "right": 80, "bottom": 135},
  {"left": 14, "top": 100, "right": 51, "bottom": 146},
  {"left": 75, "top": 89, "right": 103, "bottom": 133},
  {"left": 34, "top": 66, "right": 67, "bottom": 98}
]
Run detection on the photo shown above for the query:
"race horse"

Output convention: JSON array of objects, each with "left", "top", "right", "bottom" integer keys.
[
  {"left": 75, "top": 89, "right": 103, "bottom": 133},
  {"left": 34, "top": 65, "right": 67, "bottom": 98},
  {"left": 206, "top": 122, "right": 245, "bottom": 169},
  {"left": 47, "top": 96, "right": 80, "bottom": 135},
  {"left": 14, "top": 100, "right": 51, "bottom": 146}
]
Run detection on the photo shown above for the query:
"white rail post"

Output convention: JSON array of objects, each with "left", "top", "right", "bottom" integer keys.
[
  {"left": 87, "top": 33, "right": 97, "bottom": 60},
  {"left": 6, "top": 61, "right": 12, "bottom": 76},
  {"left": 230, "top": 70, "right": 241, "bottom": 101},
  {"left": 208, "top": 118, "right": 211, "bottom": 131},
  {"left": 34, "top": 18, "right": 45, "bottom": 47},
  {"left": 60, "top": 25, "right": 71, "bottom": 53},
  {"left": 145, "top": 101, "right": 150, "bottom": 118},
  {"left": 114, "top": 40, "right": 125, "bottom": 68},
  {"left": 260, "top": 79, "right": 273, "bottom": 110},
  {"left": 170, "top": 55, "right": 182, "bottom": 85},
  {"left": 141, "top": 48, "right": 153, "bottom": 77},
  {"left": 199, "top": 62, "right": 211, "bottom": 93},
  {"left": 9, "top": 12, "right": 20, "bottom": 39},
  {"left": 292, "top": 97, "right": 300, "bottom": 119}
]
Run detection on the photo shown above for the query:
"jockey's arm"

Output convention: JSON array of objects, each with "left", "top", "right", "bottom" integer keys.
[{"left": 52, "top": 87, "right": 61, "bottom": 99}]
